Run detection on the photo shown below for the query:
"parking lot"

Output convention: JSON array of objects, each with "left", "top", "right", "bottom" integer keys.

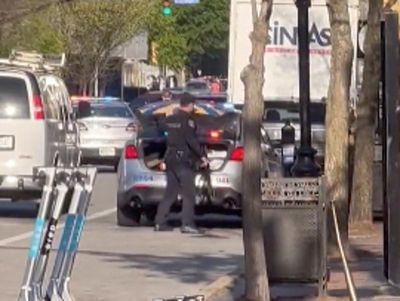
[{"left": 0, "top": 170, "right": 244, "bottom": 301}]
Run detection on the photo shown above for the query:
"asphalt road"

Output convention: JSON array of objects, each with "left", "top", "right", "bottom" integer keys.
[{"left": 0, "top": 170, "right": 243, "bottom": 301}]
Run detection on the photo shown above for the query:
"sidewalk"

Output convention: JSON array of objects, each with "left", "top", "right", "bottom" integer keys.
[{"left": 209, "top": 224, "right": 400, "bottom": 301}]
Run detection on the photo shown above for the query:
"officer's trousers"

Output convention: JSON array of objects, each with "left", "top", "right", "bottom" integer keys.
[{"left": 155, "top": 164, "right": 196, "bottom": 226}]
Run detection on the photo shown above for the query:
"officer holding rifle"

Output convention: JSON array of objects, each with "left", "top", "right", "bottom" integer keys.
[{"left": 155, "top": 93, "right": 209, "bottom": 234}]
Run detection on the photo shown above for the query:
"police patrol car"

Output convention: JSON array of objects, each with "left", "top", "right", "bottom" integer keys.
[
  {"left": 72, "top": 96, "right": 138, "bottom": 170},
  {"left": 116, "top": 100, "right": 282, "bottom": 226}
]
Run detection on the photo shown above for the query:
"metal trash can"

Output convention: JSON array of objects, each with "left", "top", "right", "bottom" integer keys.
[{"left": 261, "top": 177, "right": 327, "bottom": 297}]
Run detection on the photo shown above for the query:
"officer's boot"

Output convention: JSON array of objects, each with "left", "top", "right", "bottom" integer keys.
[
  {"left": 181, "top": 225, "right": 203, "bottom": 234},
  {"left": 154, "top": 224, "right": 174, "bottom": 232}
]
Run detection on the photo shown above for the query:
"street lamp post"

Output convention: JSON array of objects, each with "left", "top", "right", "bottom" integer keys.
[{"left": 291, "top": 0, "right": 320, "bottom": 177}]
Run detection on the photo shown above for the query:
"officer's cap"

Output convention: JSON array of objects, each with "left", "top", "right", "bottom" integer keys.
[{"left": 180, "top": 93, "right": 195, "bottom": 106}]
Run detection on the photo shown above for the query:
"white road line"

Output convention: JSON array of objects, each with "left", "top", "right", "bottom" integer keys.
[
  {"left": 0, "top": 207, "right": 116, "bottom": 247},
  {"left": 86, "top": 208, "right": 116, "bottom": 221}
]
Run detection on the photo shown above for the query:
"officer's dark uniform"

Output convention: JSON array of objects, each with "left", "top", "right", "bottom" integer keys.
[{"left": 155, "top": 94, "right": 203, "bottom": 232}]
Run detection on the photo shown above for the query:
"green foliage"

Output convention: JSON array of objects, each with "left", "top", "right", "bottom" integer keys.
[
  {"left": 0, "top": 0, "right": 230, "bottom": 84},
  {"left": 174, "top": 0, "right": 230, "bottom": 59},
  {"left": 148, "top": 2, "right": 188, "bottom": 71},
  {"left": 59, "top": 0, "right": 153, "bottom": 90},
  {"left": 148, "top": 0, "right": 229, "bottom": 71},
  {"left": 18, "top": 14, "right": 64, "bottom": 54},
  {"left": 0, "top": 6, "right": 64, "bottom": 56},
  {"left": 0, "top": 0, "right": 153, "bottom": 94},
  {"left": 155, "top": 30, "right": 188, "bottom": 71}
]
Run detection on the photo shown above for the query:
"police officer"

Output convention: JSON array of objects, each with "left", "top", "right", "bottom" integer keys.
[{"left": 154, "top": 93, "right": 209, "bottom": 234}]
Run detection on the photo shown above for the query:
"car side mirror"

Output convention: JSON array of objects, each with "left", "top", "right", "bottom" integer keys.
[{"left": 77, "top": 101, "right": 91, "bottom": 119}]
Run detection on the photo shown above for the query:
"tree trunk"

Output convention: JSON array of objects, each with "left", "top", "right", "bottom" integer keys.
[
  {"left": 325, "top": 0, "right": 354, "bottom": 251},
  {"left": 81, "top": 80, "right": 89, "bottom": 96},
  {"left": 176, "top": 68, "right": 186, "bottom": 87},
  {"left": 349, "top": 0, "right": 381, "bottom": 227},
  {"left": 88, "top": 80, "right": 94, "bottom": 97},
  {"left": 240, "top": 1, "right": 272, "bottom": 301},
  {"left": 359, "top": 0, "right": 369, "bottom": 20}
]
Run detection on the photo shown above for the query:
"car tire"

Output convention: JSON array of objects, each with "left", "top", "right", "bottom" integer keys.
[{"left": 117, "top": 206, "right": 141, "bottom": 227}]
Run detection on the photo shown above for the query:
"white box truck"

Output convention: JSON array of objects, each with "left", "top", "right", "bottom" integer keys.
[
  {"left": 228, "top": 0, "right": 361, "bottom": 169},
  {"left": 228, "top": 0, "right": 360, "bottom": 104}
]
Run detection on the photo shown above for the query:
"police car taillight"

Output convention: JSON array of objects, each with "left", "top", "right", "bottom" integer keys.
[
  {"left": 230, "top": 147, "right": 244, "bottom": 161},
  {"left": 125, "top": 145, "right": 138, "bottom": 159},
  {"left": 208, "top": 130, "right": 222, "bottom": 140}
]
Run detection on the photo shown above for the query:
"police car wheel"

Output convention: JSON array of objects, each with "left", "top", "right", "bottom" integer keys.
[{"left": 117, "top": 206, "right": 142, "bottom": 227}]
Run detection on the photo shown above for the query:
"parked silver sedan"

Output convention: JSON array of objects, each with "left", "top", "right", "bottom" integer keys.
[
  {"left": 116, "top": 101, "right": 282, "bottom": 226},
  {"left": 73, "top": 98, "right": 138, "bottom": 169}
]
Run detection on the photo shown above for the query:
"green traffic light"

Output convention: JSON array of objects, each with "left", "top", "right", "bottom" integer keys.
[{"left": 162, "top": 7, "right": 171, "bottom": 16}]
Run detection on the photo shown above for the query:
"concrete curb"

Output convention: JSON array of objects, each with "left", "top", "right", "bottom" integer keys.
[{"left": 198, "top": 269, "right": 243, "bottom": 300}]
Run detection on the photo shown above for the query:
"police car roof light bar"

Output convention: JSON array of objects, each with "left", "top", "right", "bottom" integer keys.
[{"left": 71, "top": 96, "right": 120, "bottom": 103}]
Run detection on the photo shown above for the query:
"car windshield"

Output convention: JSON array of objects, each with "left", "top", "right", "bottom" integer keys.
[
  {"left": 130, "top": 99, "right": 160, "bottom": 111},
  {"left": 77, "top": 105, "right": 133, "bottom": 119},
  {"left": 186, "top": 82, "right": 208, "bottom": 90},
  {"left": 129, "top": 92, "right": 183, "bottom": 110},
  {"left": 263, "top": 101, "right": 325, "bottom": 124},
  {"left": 0, "top": 76, "right": 30, "bottom": 119}
]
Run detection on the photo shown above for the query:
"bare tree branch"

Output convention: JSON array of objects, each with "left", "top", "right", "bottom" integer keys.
[
  {"left": 259, "top": 0, "right": 272, "bottom": 22},
  {"left": 384, "top": 0, "right": 398, "bottom": 8},
  {"left": 58, "top": 0, "right": 152, "bottom": 95},
  {"left": 251, "top": 0, "right": 258, "bottom": 27}
]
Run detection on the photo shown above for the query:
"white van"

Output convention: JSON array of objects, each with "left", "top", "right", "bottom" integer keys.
[{"left": 0, "top": 66, "right": 79, "bottom": 201}]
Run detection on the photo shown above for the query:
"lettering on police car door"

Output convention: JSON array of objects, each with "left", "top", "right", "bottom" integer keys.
[{"left": 133, "top": 175, "right": 154, "bottom": 182}]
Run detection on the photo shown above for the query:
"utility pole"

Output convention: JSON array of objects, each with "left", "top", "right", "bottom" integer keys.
[{"left": 291, "top": 0, "right": 319, "bottom": 177}]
